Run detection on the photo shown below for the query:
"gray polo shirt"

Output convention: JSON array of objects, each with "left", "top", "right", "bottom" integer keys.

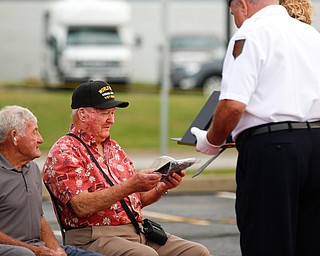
[{"left": 0, "top": 153, "right": 43, "bottom": 243}]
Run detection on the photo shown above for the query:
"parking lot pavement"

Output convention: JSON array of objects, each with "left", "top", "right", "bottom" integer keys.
[{"left": 43, "top": 193, "right": 241, "bottom": 256}]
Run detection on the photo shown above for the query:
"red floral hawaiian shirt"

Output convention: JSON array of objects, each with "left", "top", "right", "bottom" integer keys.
[{"left": 43, "top": 125, "right": 142, "bottom": 229}]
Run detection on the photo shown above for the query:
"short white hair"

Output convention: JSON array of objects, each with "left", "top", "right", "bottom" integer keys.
[
  {"left": 71, "top": 109, "right": 78, "bottom": 118},
  {"left": 0, "top": 105, "right": 37, "bottom": 143}
]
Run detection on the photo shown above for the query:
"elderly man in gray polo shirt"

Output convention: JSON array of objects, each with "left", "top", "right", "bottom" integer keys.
[{"left": 0, "top": 105, "right": 102, "bottom": 256}]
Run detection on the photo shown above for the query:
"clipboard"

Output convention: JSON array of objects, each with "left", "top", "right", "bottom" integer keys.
[{"left": 172, "top": 91, "right": 233, "bottom": 146}]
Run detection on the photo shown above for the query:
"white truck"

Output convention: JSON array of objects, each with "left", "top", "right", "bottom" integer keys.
[{"left": 43, "top": 0, "right": 136, "bottom": 88}]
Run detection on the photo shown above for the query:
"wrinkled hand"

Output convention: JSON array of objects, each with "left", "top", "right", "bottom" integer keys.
[
  {"left": 190, "top": 127, "right": 221, "bottom": 155},
  {"left": 130, "top": 169, "right": 162, "bottom": 192},
  {"left": 33, "top": 246, "right": 59, "bottom": 256},
  {"left": 52, "top": 247, "right": 67, "bottom": 256}
]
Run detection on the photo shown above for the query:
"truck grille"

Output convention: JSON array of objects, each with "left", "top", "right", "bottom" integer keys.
[{"left": 76, "top": 61, "right": 120, "bottom": 68}]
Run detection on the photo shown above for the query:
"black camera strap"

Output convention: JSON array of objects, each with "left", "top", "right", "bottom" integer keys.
[{"left": 66, "top": 133, "right": 142, "bottom": 235}]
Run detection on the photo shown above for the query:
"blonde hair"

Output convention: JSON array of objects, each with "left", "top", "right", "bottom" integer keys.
[{"left": 280, "top": 0, "right": 314, "bottom": 24}]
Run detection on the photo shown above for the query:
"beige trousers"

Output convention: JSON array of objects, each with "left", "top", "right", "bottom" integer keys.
[{"left": 65, "top": 224, "right": 211, "bottom": 256}]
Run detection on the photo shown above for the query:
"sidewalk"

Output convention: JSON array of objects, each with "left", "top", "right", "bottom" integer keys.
[
  {"left": 37, "top": 148, "right": 238, "bottom": 198},
  {"left": 126, "top": 148, "right": 238, "bottom": 194},
  {"left": 129, "top": 148, "right": 238, "bottom": 171}
]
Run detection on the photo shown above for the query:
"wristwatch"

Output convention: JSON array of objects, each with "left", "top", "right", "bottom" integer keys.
[{"left": 155, "top": 185, "right": 168, "bottom": 196}]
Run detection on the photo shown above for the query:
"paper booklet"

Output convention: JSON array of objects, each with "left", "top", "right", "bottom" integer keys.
[{"left": 151, "top": 156, "right": 198, "bottom": 181}]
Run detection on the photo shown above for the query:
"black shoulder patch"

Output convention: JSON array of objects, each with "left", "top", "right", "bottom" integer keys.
[{"left": 233, "top": 39, "right": 246, "bottom": 59}]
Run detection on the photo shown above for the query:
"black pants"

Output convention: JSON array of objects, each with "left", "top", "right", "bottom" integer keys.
[{"left": 236, "top": 128, "right": 320, "bottom": 256}]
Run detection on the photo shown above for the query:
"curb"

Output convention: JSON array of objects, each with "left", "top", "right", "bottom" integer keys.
[{"left": 171, "top": 175, "right": 236, "bottom": 194}]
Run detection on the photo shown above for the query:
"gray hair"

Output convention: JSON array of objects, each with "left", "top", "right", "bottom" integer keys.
[
  {"left": 0, "top": 105, "right": 37, "bottom": 143},
  {"left": 71, "top": 109, "right": 78, "bottom": 118},
  {"left": 71, "top": 107, "right": 95, "bottom": 118}
]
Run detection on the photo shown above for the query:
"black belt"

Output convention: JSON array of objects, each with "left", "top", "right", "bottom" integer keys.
[{"left": 236, "top": 121, "right": 320, "bottom": 144}]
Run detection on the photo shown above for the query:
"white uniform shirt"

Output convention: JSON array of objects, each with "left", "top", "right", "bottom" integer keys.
[{"left": 220, "top": 5, "right": 320, "bottom": 139}]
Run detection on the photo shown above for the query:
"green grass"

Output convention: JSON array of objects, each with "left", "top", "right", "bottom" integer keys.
[{"left": 0, "top": 86, "right": 208, "bottom": 152}]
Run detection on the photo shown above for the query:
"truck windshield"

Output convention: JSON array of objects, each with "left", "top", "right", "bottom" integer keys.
[
  {"left": 170, "top": 35, "right": 221, "bottom": 50},
  {"left": 67, "top": 27, "right": 122, "bottom": 46}
]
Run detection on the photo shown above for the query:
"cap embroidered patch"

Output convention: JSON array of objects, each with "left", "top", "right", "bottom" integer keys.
[
  {"left": 233, "top": 39, "right": 246, "bottom": 59},
  {"left": 99, "top": 85, "right": 115, "bottom": 100}
]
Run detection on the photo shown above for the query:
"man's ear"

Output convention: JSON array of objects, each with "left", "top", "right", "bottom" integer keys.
[
  {"left": 78, "top": 108, "right": 86, "bottom": 121},
  {"left": 239, "top": 0, "right": 249, "bottom": 17},
  {"left": 10, "top": 130, "right": 18, "bottom": 144}
]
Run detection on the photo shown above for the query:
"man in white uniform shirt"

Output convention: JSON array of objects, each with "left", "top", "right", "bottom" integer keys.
[{"left": 191, "top": 0, "right": 320, "bottom": 255}]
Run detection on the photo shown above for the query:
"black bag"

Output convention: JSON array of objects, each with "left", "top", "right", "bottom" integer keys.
[{"left": 142, "top": 218, "right": 168, "bottom": 245}]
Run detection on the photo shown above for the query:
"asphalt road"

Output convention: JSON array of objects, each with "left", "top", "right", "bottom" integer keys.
[{"left": 43, "top": 192, "right": 241, "bottom": 256}]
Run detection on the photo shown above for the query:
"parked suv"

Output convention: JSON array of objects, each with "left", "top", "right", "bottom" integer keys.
[{"left": 170, "top": 34, "right": 225, "bottom": 94}]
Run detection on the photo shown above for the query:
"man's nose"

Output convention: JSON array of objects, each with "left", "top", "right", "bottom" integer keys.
[{"left": 38, "top": 134, "right": 44, "bottom": 144}]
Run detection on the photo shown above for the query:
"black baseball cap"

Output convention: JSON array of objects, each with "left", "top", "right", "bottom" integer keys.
[{"left": 71, "top": 80, "right": 129, "bottom": 109}]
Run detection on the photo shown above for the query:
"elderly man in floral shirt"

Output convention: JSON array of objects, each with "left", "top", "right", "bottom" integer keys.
[{"left": 43, "top": 80, "right": 210, "bottom": 256}]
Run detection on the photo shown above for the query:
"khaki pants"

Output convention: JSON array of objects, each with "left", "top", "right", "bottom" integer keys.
[{"left": 65, "top": 224, "right": 210, "bottom": 256}]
